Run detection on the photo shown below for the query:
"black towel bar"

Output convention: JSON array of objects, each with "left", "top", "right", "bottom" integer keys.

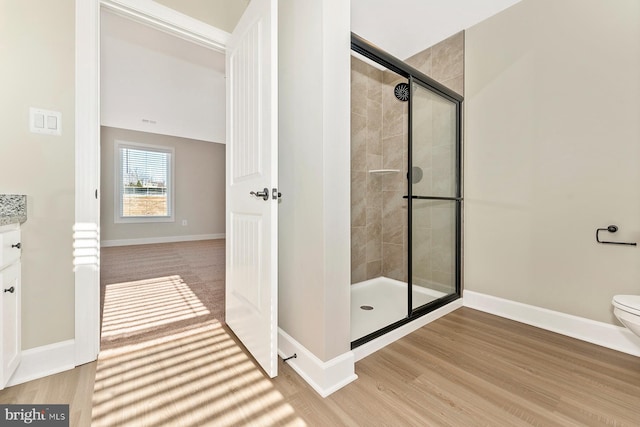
[{"left": 596, "top": 225, "right": 637, "bottom": 246}]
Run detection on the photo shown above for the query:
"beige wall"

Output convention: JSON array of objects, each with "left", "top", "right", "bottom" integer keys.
[
  {"left": 465, "top": 0, "right": 640, "bottom": 324},
  {"left": 153, "top": 0, "right": 249, "bottom": 33},
  {"left": 100, "top": 127, "right": 225, "bottom": 242},
  {"left": 0, "top": 0, "right": 75, "bottom": 349},
  {"left": 279, "top": 0, "right": 351, "bottom": 361}
]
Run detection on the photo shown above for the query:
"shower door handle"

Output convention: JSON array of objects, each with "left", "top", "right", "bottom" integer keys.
[
  {"left": 250, "top": 188, "right": 270, "bottom": 201},
  {"left": 402, "top": 195, "right": 463, "bottom": 201}
]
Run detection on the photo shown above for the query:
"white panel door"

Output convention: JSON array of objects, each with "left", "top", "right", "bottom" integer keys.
[{"left": 225, "top": 0, "right": 278, "bottom": 377}]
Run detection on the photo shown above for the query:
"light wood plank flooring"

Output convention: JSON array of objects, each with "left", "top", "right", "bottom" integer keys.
[{"left": 1, "top": 241, "right": 639, "bottom": 426}]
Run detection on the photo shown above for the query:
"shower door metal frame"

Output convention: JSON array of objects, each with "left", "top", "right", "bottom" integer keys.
[
  {"left": 407, "top": 76, "right": 463, "bottom": 318},
  {"left": 351, "top": 33, "right": 463, "bottom": 349}
]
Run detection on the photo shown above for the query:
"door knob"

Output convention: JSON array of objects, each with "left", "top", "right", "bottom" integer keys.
[
  {"left": 11, "top": 242, "right": 21, "bottom": 249},
  {"left": 4, "top": 286, "right": 15, "bottom": 293},
  {"left": 250, "top": 188, "right": 270, "bottom": 201}
]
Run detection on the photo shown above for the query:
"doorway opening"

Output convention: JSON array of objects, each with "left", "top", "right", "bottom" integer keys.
[{"left": 97, "top": 6, "right": 227, "bottom": 347}]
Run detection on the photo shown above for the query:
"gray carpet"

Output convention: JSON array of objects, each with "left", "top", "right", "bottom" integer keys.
[{"left": 99, "top": 239, "right": 226, "bottom": 350}]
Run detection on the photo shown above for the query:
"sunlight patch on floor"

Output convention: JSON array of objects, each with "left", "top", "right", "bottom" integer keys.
[
  {"left": 93, "top": 319, "right": 305, "bottom": 426},
  {"left": 97, "top": 262, "right": 305, "bottom": 425},
  {"left": 101, "top": 275, "right": 210, "bottom": 337}
]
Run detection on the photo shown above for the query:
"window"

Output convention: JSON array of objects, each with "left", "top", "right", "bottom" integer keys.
[{"left": 115, "top": 141, "right": 174, "bottom": 223}]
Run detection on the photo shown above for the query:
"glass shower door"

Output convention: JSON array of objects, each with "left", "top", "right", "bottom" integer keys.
[{"left": 409, "top": 78, "right": 461, "bottom": 311}]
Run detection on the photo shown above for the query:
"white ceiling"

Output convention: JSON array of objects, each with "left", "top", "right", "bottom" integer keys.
[
  {"left": 351, "top": 0, "right": 522, "bottom": 59},
  {"left": 102, "top": 9, "right": 225, "bottom": 73}
]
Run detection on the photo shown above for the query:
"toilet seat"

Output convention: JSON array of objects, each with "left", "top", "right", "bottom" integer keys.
[{"left": 612, "top": 295, "right": 640, "bottom": 316}]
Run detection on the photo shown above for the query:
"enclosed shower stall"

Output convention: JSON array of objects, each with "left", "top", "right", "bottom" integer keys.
[{"left": 350, "top": 33, "right": 463, "bottom": 347}]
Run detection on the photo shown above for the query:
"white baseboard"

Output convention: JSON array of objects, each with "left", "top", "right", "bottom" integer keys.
[
  {"left": 277, "top": 329, "right": 357, "bottom": 398},
  {"left": 353, "top": 298, "right": 463, "bottom": 362},
  {"left": 463, "top": 290, "right": 640, "bottom": 357},
  {"left": 7, "top": 340, "right": 76, "bottom": 387},
  {"left": 101, "top": 233, "right": 225, "bottom": 247}
]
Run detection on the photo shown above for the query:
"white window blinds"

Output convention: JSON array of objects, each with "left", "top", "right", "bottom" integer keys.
[{"left": 116, "top": 141, "right": 174, "bottom": 222}]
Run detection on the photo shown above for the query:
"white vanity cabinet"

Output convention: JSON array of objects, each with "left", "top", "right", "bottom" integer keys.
[{"left": 0, "top": 223, "right": 21, "bottom": 389}]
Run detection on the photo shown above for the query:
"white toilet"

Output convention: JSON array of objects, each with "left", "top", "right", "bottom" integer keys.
[{"left": 612, "top": 295, "right": 640, "bottom": 337}]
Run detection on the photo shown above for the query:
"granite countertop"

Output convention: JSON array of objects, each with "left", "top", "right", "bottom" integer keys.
[{"left": 0, "top": 194, "right": 27, "bottom": 226}]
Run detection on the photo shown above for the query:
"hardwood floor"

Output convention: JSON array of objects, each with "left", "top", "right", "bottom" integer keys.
[
  {"left": 1, "top": 241, "right": 639, "bottom": 426},
  {"left": 0, "top": 361, "right": 96, "bottom": 427}
]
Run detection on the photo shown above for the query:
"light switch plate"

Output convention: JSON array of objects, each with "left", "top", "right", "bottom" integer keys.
[
  {"left": 34, "top": 113, "right": 45, "bottom": 129},
  {"left": 30, "top": 107, "right": 61, "bottom": 135}
]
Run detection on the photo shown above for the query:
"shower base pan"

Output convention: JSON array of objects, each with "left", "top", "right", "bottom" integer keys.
[{"left": 350, "top": 276, "right": 446, "bottom": 342}]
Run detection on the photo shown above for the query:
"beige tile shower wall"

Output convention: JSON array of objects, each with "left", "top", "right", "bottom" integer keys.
[
  {"left": 351, "top": 57, "right": 384, "bottom": 283},
  {"left": 406, "top": 32, "right": 465, "bottom": 95},
  {"left": 381, "top": 70, "right": 408, "bottom": 283}
]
